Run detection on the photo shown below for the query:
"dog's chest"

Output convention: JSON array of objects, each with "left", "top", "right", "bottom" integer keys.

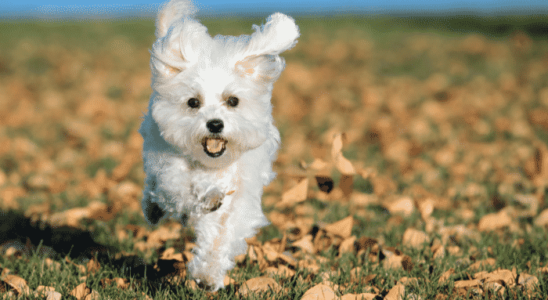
[{"left": 190, "top": 163, "right": 241, "bottom": 194}]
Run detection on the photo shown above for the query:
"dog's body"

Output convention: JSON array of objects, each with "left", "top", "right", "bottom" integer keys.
[{"left": 139, "top": 0, "right": 298, "bottom": 290}]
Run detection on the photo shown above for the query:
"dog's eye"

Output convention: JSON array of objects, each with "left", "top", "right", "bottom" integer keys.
[
  {"left": 227, "top": 96, "right": 239, "bottom": 107},
  {"left": 187, "top": 98, "right": 200, "bottom": 108}
]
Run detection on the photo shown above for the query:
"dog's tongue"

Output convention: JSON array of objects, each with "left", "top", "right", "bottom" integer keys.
[{"left": 206, "top": 138, "right": 225, "bottom": 154}]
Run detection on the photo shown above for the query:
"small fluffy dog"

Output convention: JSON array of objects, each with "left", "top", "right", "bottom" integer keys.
[{"left": 139, "top": 0, "right": 299, "bottom": 290}]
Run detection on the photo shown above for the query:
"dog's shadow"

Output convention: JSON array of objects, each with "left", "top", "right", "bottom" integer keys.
[{"left": 0, "top": 209, "right": 187, "bottom": 282}]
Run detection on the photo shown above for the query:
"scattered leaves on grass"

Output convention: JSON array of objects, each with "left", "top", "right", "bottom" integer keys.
[{"left": 1, "top": 17, "right": 548, "bottom": 300}]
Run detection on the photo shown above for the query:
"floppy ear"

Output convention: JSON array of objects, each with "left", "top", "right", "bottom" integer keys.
[
  {"left": 151, "top": 0, "right": 210, "bottom": 79},
  {"left": 235, "top": 13, "right": 300, "bottom": 83},
  {"left": 155, "top": 0, "right": 197, "bottom": 38}
]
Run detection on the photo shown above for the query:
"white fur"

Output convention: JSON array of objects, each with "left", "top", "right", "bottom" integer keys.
[{"left": 139, "top": 0, "right": 299, "bottom": 290}]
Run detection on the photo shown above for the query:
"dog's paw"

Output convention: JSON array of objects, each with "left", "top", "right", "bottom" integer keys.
[
  {"left": 143, "top": 198, "right": 165, "bottom": 225},
  {"left": 201, "top": 187, "right": 224, "bottom": 213},
  {"left": 142, "top": 179, "right": 165, "bottom": 224}
]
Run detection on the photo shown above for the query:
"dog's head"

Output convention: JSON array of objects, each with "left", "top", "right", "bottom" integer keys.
[{"left": 149, "top": 0, "right": 299, "bottom": 168}]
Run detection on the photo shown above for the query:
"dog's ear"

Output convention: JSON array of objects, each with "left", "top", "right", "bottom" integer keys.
[
  {"left": 151, "top": 0, "right": 209, "bottom": 78},
  {"left": 235, "top": 13, "right": 299, "bottom": 83},
  {"left": 156, "top": 0, "right": 197, "bottom": 38}
]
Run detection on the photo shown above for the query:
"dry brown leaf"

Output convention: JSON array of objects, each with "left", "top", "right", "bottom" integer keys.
[
  {"left": 298, "top": 258, "right": 321, "bottom": 274},
  {"left": 433, "top": 245, "right": 445, "bottom": 260},
  {"left": 339, "top": 174, "right": 354, "bottom": 197},
  {"left": 349, "top": 268, "right": 376, "bottom": 285},
  {"left": 34, "top": 286, "right": 62, "bottom": 300},
  {"left": 301, "top": 283, "right": 337, "bottom": 300},
  {"left": 418, "top": 198, "right": 434, "bottom": 220},
  {"left": 484, "top": 281, "right": 505, "bottom": 297},
  {"left": 383, "top": 253, "right": 403, "bottom": 271},
  {"left": 1, "top": 274, "right": 30, "bottom": 296},
  {"left": 265, "top": 265, "right": 295, "bottom": 278},
  {"left": 293, "top": 235, "right": 315, "bottom": 254},
  {"left": 84, "top": 289, "right": 100, "bottom": 300},
  {"left": 160, "top": 247, "right": 185, "bottom": 262},
  {"left": 475, "top": 269, "right": 515, "bottom": 286},
  {"left": 278, "top": 178, "right": 309, "bottom": 207},
  {"left": 324, "top": 216, "right": 354, "bottom": 239},
  {"left": 534, "top": 208, "right": 548, "bottom": 227},
  {"left": 384, "top": 283, "right": 405, "bottom": 300},
  {"left": 70, "top": 283, "right": 91, "bottom": 300},
  {"left": 478, "top": 210, "right": 512, "bottom": 231},
  {"left": 101, "top": 278, "right": 130, "bottom": 290},
  {"left": 278, "top": 252, "right": 297, "bottom": 268},
  {"left": 86, "top": 258, "right": 100, "bottom": 274},
  {"left": 237, "top": 277, "right": 281, "bottom": 297},
  {"left": 224, "top": 276, "right": 235, "bottom": 286},
  {"left": 468, "top": 258, "right": 496, "bottom": 271},
  {"left": 385, "top": 197, "right": 415, "bottom": 216},
  {"left": 331, "top": 133, "right": 356, "bottom": 175},
  {"left": 338, "top": 236, "right": 356, "bottom": 257},
  {"left": 315, "top": 176, "right": 334, "bottom": 194},
  {"left": 454, "top": 279, "right": 482, "bottom": 296},
  {"left": 402, "top": 228, "right": 429, "bottom": 249},
  {"left": 334, "top": 155, "right": 356, "bottom": 176},
  {"left": 438, "top": 268, "right": 454, "bottom": 284},
  {"left": 340, "top": 293, "right": 377, "bottom": 300},
  {"left": 518, "top": 273, "right": 539, "bottom": 292}
]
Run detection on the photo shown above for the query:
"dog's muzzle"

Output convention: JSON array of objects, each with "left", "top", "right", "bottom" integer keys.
[{"left": 202, "top": 137, "right": 227, "bottom": 157}]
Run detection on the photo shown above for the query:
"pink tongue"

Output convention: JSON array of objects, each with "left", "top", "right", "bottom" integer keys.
[{"left": 206, "top": 138, "right": 225, "bottom": 153}]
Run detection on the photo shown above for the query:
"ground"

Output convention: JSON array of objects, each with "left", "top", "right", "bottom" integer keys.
[{"left": 0, "top": 15, "right": 548, "bottom": 299}]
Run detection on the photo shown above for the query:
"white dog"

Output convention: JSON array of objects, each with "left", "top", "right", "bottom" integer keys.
[{"left": 139, "top": 0, "right": 299, "bottom": 290}]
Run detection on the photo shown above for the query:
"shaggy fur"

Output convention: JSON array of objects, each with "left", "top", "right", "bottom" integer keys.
[{"left": 139, "top": 0, "right": 299, "bottom": 290}]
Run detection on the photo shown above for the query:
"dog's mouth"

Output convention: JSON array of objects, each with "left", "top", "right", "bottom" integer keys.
[{"left": 202, "top": 137, "right": 228, "bottom": 158}]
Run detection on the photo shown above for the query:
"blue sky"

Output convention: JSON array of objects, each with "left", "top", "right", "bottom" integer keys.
[{"left": 2, "top": 0, "right": 548, "bottom": 18}]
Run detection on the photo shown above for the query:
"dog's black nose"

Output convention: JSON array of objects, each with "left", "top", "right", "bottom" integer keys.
[{"left": 206, "top": 119, "right": 224, "bottom": 133}]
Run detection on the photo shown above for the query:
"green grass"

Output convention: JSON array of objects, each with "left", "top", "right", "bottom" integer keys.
[{"left": 2, "top": 14, "right": 548, "bottom": 299}]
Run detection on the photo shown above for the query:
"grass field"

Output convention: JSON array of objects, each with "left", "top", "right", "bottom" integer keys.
[{"left": 1, "top": 15, "right": 548, "bottom": 299}]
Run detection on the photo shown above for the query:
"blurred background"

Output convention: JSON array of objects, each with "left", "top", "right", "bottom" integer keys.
[{"left": 1, "top": 0, "right": 548, "bottom": 277}]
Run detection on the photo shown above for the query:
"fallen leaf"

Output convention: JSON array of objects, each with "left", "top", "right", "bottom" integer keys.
[
  {"left": 1, "top": 274, "right": 30, "bottom": 296},
  {"left": 484, "top": 281, "right": 505, "bottom": 297},
  {"left": 331, "top": 133, "right": 356, "bottom": 175},
  {"left": 224, "top": 276, "right": 235, "bottom": 286},
  {"left": 101, "top": 278, "right": 130, "bottom": 289},
  {"left": 384, "top": 283, "right": 405, "bottom": 300},
  {"left": 402, "top": 228, "right": 429, "bottom": 249},
  {"left": 237, "top": 277, "right": 281, "bottom": 297},
  {"left": 309, "top": 158, "right": 329, "bottom": 170},
  {"left": 70, "top": 283, "right": 91, "bottom": 300},
  {"left": 475, "top": 269, "right": 515, "bottom": 286},
  {"left": 278, "top": 178, "right": 309, "bottom": 207},
  {"left": 324, "top": 216, "right": 354, "bottom": 239},
  {"left": 34, "top": 286, "right": 62, "bottom": 300},
  {"left": 292, "top": 235, "right": 315, "bottom": 254},
  {"left": 84, "top": 289, "right": 100, "bottom": 300},
  {"left": 160, "top": 247, "right": 185, "bottom": 262},
  {"left": 339, "top": 174, "right": 354, "bottom": 197},
  {"left": 468, "top": 258, "right": 496, "bottom": 271},
  {"left": 438, "top": 268, "right": 454, "bottom": 284},
  {"left": 453, "top": 279, "right": 482, "bottom": 296},
  {"left": 518, "top": 273, "right": 539, "bottom": 293},
  {"left": 316, "top": 176, "right": 334, "bottom": 193},
  {"left": 534, "top": 208, "right": 548, "bottom": 227},
  {"left": 385, "top": 197, "right": 415, "bottom": 216},
  {"left": 86, "top": 258, "right": 100, "bottom": 274},
  {"left": 478, "top": 211, "right": 512, "bottom": 231},
  {"left": 265, "top": 265, "right": 295, "bottom": 278},
  {"left": 301, "top": 283, "right": 337, "bottom": 300},
  {"left": 418, "top": 198, "right": 434, "bottom": 220},
  {"left": 338, "top": 236, "right": 356, "bottom": 257},
  {"left": 340, "top": 293, "right": 377, "bottom": 300}
]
